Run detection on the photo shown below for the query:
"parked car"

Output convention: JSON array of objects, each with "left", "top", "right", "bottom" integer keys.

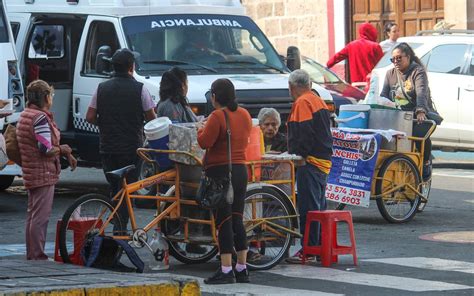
[
  {"left": 372, "top": 30, "right": 474, "bottom": 151},
  {"left": 301, "top": 56, "right": 365, "bottom": 114}
]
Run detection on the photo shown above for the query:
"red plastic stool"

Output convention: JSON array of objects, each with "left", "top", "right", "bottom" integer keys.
[
  {"left": 54, "top": 218, "right": 103, "bottom": 265},
  {"left": 302, "top": 210, "right": 357, "bottom": 267}
]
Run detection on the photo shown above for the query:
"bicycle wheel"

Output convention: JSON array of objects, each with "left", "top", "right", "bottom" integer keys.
[
  {"left": 417, "top": 179, "right": 432, "bottom": 213},
  {"left": 160, "top": 187, "right": 218, "bottom": 264},
  {"left": 244, "top": 186, "right": 294, "bottom": 270},
  {"left": 59, "top": 193, "right": 123, "bottom": 264},
  {"left": 375, "top": 155, "right": 421, "bottom": 223}
]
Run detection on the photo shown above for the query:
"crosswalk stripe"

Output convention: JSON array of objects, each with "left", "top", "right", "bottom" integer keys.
[
  {"left": 363, "top": 257, "right": 474, "bottom": 274},
  {"left": 159, "top": 273, "right": 343, "bottom": 296},
  {"left": 265, "top": 265, "right": 473, "bottom": 292}
]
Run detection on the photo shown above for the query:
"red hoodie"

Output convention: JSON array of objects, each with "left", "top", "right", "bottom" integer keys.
[{"left": 327, "top": 23, "right": 383, "bottom": 83}]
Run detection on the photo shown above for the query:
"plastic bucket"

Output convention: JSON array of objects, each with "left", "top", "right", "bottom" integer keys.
[
  {"left": 245, "top": 124, "right": 263, "bottom": 181},
  {"left": 336, "top": 104, "right": 370, "bottom": 129},
  {"left": 144, "top": 117, "right": 172, "bottom": 168}
]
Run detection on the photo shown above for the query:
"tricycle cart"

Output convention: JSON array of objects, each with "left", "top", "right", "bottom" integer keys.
[
  {"left": 329, "top": 120, "right": 436, "bottom": 223},
  {"left": 58, "top": 149, "right": 300, "bottom": 271}
]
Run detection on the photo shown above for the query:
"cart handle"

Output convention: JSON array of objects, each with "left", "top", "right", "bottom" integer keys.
[
  {"left": 407, "top": 119, "right": 436, "bottom": 141},
  {"left": 137, "top": 148, "right": 204, "bottom": 167}
]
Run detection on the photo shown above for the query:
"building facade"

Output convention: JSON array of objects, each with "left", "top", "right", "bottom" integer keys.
[{"left": 242, "top": 0, "right": 472, "bottom": 79}]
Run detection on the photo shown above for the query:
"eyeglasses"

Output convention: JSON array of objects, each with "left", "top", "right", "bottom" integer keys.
[{"left": 390, "top": 55, "right": 406, "bottom": 63}]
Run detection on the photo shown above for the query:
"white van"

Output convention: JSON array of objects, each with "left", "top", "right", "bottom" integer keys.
[
  {"left": 0, "top": 0, "right": 23, "bottom": 190},
  {"left": 6, "top": 0, "right": 334, "bottom": 191}
]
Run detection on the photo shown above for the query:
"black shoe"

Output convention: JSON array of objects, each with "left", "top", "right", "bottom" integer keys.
[
  {"left": 185, "top": 244, "right": 207, "bottom": 254},
  {"left": 423, "top": 162, "right": 432, "bottom": 182},
  {"left": 234, "top": 268, "right": 250, "bottom": 283},
  {"left": 204, "top": 269, "right": 235, "bottom": 285}
]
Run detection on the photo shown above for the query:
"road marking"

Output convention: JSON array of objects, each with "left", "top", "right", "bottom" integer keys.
[
  {"left": 265, "top": 265, "right": 473, "bottom": 292},
  {"left": 159, "top": 273, "right": 343, "bottom": 296},
  {"left": 433, "top": 170, "right": 474, "bottom": 179},
  {"left": 363, "top": 257, "right": 474, "bottom": 274}
]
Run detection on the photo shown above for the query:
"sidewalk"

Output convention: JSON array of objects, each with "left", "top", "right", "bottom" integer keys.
[
  {"left": 0, "top": 259, "right": 199, "bottom": 296},
  {"left": 432, "top": 150, "right": 474, "bottom": 169}
]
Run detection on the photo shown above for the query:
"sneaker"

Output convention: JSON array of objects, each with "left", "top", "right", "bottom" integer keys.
[
  {"left": 185, "top": 244, "right": 208, "bottom": 254},
  {"left": 247, "top": 250, "right": 262, "bottom": 262},
  {"left": 285, "top": 249, "right": 316, "bottom": 264},
  {"left": 234, "top": 268, "right": 250, "bottom": 283},
  {"left": 204, "top": 268, "right": 236, "bottom": 285}
]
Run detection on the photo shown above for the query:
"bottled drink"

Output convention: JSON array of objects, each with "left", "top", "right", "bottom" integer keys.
[{"left": 148, "top": 227, "right": 169, "bottom": 271}]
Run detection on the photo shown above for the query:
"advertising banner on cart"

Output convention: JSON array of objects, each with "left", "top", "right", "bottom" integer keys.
[{"left": 326, "top": 130, "right": 382, "bottom": 207}]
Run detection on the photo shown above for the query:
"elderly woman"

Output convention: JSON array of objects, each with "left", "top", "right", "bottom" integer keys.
[
  {"left": 17, "top": 80, "right": 77, "bottom": 260},
  {"left": 257, "top": 108, "right": 287, "bottom": 153}
]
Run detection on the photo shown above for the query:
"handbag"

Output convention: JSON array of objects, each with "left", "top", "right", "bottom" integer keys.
[
  {"left": 196, "top": 109, "right": 234, "bottom": 209},
  {"left": 396, "top": 71, "right": 444, "bottom": 125},
  {"left": 4, "top": 124, "right": 22, "bottom": 166}
]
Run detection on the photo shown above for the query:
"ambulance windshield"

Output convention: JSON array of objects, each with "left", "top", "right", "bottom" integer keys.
[{"left": 122, "top": 14, "right": 287, "bottom": 75}]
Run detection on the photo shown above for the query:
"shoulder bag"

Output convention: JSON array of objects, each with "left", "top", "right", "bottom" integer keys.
[
  {"left": 195, "top": 109, "right": 234, "bottom": 209},
  {"left": 4, "top": 124, "right": 22, "bottom": 166},
  {"left": 396, "top": 71, "right": 443, "bottom": 125}
]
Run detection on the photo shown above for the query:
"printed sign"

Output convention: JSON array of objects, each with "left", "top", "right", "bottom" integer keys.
[{"left": 326, "top": 130, "right": 382, "bottom": 207}]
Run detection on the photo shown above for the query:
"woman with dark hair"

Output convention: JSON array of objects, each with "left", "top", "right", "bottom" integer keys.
[
  {"left": 380, "top": 22, "right": 400, "bottom": 53},
  {"left": 17, "top": 80, "right": 77, "bottom": 260},
  {"left": 197, "top": 79, "right": 252, "bottom": 285},
  {"left": 380, "top": 42, "right": 436, "bottom": 181},
  {"left": 156, "top": 67, "right": 197, "bottom": 123}
]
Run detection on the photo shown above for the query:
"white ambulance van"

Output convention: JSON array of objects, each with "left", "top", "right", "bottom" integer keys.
[
  {"left": 0, "top": 0, "right": 23, "bottom": 190},
  {"left": 6, "top": 0, "right": 334, "bottom": 191}
]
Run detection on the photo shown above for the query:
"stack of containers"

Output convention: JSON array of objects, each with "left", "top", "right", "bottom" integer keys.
[{"left": 245, "top": 119, "right": 264, "bottom": 181}]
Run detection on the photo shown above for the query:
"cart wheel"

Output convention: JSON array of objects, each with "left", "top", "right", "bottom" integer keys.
[
  {"left": 59, "top": 193, "right": 123, "bottom": 264},
  {"left": 417, "top": 179, "right": 432, "bottom": 213},
  {"left": 375, "top": 155, "right": 421, "bottom": 223},
  {"left": 244, "top": 186, "right": 295, "bottom": 271},
  {"left": 160, "top": 187, "right": 219, "bottom": 264}
]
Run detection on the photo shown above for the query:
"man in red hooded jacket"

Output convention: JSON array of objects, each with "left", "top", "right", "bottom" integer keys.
[{"left": 327, "top": 23, "right": 383, "bottom": 84}]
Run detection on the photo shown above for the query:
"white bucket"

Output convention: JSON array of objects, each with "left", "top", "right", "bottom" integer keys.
[{"left": 144, "top": 117, "right": 172, "bottom": 141}]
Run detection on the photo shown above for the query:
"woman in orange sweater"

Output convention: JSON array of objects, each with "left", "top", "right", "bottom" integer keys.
[{"left": 198, "top": 79, "right": 252, "bottom": 285}]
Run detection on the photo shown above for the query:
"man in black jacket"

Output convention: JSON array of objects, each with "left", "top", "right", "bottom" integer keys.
[{"left": 86, "top": 48, "right": 156, "bottom": 231}]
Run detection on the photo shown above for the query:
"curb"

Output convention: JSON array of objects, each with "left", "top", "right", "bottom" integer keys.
[
  {"left": 432, "top": 161, "right": 474, "bottom": 170},
  {"left": 0, "top": 280, "right": 200, "bottom": 296}
]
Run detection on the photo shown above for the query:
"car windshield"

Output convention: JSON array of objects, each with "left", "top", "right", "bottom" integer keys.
[
  {"left": 122, "top": 14, "right": 287, "bottom": 75},
  {"left": 374, "top": 42, "right": 423, "bottom": 68},
  {"left": 301, "top": 57, "right": 341, "bottom": 84}
]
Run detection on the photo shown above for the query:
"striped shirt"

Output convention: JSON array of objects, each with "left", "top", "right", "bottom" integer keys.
[{"left": 33, "top": 114, "right": 53, "bottom": 154}]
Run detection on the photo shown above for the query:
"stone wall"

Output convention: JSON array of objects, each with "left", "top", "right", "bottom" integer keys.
[
  {"left": 444, "top": 0, "right": 474, "bottom": 30},
  {"left": 241, "top": 0, "right": 329, "bottom": 63}
]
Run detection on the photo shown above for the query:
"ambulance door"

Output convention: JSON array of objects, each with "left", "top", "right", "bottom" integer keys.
[{"left": 72, "top": 16, "right": 123, "bottom": 161}]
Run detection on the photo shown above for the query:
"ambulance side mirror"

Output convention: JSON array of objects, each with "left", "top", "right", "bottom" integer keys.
[
  {"left": 96, "top": 45, "right": 112, "bottom": 76},
  {"left": 286, "top": 46, "right": 301, "bottom": 71}
]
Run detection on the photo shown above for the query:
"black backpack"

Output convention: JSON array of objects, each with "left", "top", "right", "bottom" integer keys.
[{"left": 81, "top": 236, "right": 144, "bottom": 273}]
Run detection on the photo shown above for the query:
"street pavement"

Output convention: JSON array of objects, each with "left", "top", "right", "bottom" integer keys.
[{"left": 0, "top": 153, "right": 472, "bottom": 295}]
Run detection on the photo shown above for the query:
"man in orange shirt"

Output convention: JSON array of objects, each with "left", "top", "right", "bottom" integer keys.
[{"left": 285, "top": 69, "right": 333, "bottom": 264}]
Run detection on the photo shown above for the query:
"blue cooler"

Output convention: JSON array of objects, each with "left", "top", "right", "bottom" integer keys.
[
  {"left": 144, "top": 117, "right": 172, "bottom": 168},
  {"left": 336, "top": 105, "right": 370, "bottom": 129}
]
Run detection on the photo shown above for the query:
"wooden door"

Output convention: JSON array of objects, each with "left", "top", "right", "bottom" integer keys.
[{"left": 349, "top": 0, "right": 444, "bottom": 42}]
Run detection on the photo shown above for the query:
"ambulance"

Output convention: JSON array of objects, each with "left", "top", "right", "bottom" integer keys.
[
  {"left": 0, "top": 0, "right": 23, "bottom": 190},
  {"left": 5, "top": 0, "right": 334, "bottom": 192}
]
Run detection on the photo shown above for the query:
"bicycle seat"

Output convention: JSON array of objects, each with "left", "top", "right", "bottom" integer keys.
[{"left": 106, "top": 165, "right": 136, "bottom": 180}]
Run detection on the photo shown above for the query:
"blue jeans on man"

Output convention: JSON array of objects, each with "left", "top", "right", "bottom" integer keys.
[{"left": 296, "top": 164, "right": 328, "bottom": 247}]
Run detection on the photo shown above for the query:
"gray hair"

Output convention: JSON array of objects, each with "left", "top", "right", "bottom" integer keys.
[
  {"left": 258, "top": 108, "right": 281, "bottom": 127},
  {"left": 288, "top": 69, "right": 311, "bottom": 88}
]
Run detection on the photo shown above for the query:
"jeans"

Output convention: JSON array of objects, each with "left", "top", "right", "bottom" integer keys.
[{"left": 296, "top": 164, "right": 328, "bottom": 247}]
